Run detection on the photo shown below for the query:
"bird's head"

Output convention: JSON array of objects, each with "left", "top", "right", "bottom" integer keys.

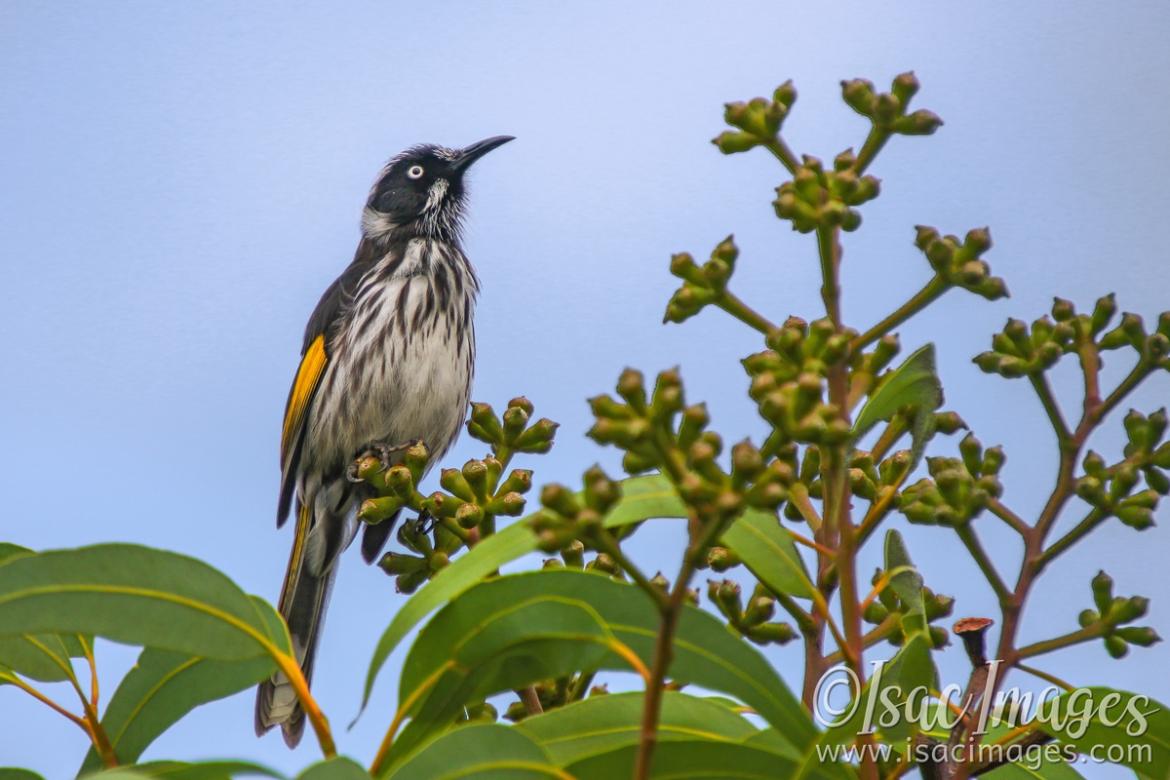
[{"left": 362, "top": 135, "right": 514, "bottom": 243}]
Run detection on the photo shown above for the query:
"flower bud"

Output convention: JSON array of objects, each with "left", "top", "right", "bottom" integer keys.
[
  {"left": 468, "top": 402, "right": 504, "bottom": 443},
  {"left": 513, "top": 418, "right": 559, "bottom": 453}
]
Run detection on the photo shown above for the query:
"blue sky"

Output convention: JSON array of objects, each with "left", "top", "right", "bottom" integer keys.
[{"left": 1, "top": 2, "right": 1168, "bottom": 777}]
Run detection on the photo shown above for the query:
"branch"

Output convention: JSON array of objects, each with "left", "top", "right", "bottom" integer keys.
[{"left": 955, "top": 526, "right": 1012, "bottom": 604}]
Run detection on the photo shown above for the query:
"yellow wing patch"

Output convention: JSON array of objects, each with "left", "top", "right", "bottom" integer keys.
[{"left": 281, "top": 334, "right": 328, "bottom": 462}]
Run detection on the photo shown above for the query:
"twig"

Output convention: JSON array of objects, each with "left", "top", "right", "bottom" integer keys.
[
  {"left": 955, "top": 526, "right": 1012, "bottom": 604},
  {"left": 852, "top": 276, "right": 950, "bottom": 352},
  {"left": 984, "top": 498, "right": 1029, "bottom": 537},
  {"left": 716, "top": 290, "right": 777, "bottom": 335}
]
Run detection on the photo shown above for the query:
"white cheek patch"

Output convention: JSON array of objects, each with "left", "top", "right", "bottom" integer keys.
[{"left": 424, "top": 178, "right": 449, "bottom": 212}]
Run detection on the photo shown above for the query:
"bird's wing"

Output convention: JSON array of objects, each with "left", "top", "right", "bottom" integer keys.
[
  {"left": 276, "top": 240, "right": 382, "bottom": 526},
  {"left": 276, "top": 333, "right": 328, "bottom": 526}
]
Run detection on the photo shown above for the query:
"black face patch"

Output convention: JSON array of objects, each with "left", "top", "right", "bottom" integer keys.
[{"left": 369, "top": 147, "right": 464, "bottom": 223}]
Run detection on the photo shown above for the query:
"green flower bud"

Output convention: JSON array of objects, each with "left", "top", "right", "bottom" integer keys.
[
  {"left": 395, "top": 569, "right": 428, "bottom": 595},
  {"left": 841, "top": 78, "right": 876, "bottom": 115},
  {"left": 1116, "top": 626, "right": 1161, "bottom": 647},
  {"left": 1091, "top": 571, "right": 1114, "bottom": 614},
  {"left": 562, "top": 539, "right": 585, "bottom": 569},
  {"left": 743, "top": 595, "right": 776, "bottom": 626},
  {"left": 707, "top": 546, "right": 741, "bottom": 572},
  {"left": 1116, "top": 505, "right": 1154, "bottom": 530},
  {"left": 468, "top": 402, "right": 504, "bottom": 444},
  {"left": 359, "top": 495, "right": 403, "bottom": 524},
  {"left": 929, "top": 626, "right": 950, "bottom": 648},
  {"left": 1078, "top": 609, "right": 1100, "bottom": 628},
  {"left": 378, "top": 552, "right": 426, "bottom": 576},
  {"left": 891, "top": 71, "right": 919, "bottom": 105},
  {"left": 1145, "top": 467, "right": 1170, "bottom": 495},
  {"left": 489, "top": 491, "right": 526, "bottom": 517},
  {"left": 440, "top": 468, "right": 476, "bottom": 501},
  {"left": 541, "top": 483, "right": 580, "bottom": 518},
  {"left": 1090, "top": 293, "right": 1117, "bottom": 335},
  {"left": 513, "top": 417, "right": 559, "bottom": 453},
  {"left": 773, "top": 80, "right": 798, "bottom": 108},
  {"left": 1104, "top": 635, "right": 1129, "bottom": 659},
  {"left": 895, "top": 109, "right": 943, "bottom": 135},
  {"left": 746, "top": 622, "right": 797, "bottom": 646},
  {"left": 616, "top": 368, "right": 647, "bottom": 410},
  {"left": 713, "top": 130, "right": 758, "bottom": 154},
  {"left": 1052, "top": 297, "right": 1075, "bottom": 322},
  {"left": 863, "top": 601, "right": 889, "bottom": 624}
]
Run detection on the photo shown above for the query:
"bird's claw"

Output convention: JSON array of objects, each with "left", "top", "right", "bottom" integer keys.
[{"left": 346, "top": 440, "right": 416, "bottom": 483}]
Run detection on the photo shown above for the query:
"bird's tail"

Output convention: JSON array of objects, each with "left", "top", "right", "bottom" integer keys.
[{"left": 255, "top": 503, "right": 339, "bottom": 747}]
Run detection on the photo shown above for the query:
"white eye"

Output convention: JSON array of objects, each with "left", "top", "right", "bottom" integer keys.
[{"left": 407, "top": 164, "right": 425, "bottom": 179}]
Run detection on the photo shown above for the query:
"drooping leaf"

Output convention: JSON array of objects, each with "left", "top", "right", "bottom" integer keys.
[
  {"left": 78, "top": 598, "right": 283, "bottom": 773},
  {"left": 1035, "top": 688, "right": 1170, "bottom": 779},
  {"left": 722, "top": 508, "right": 814, "bottom": 598},
  {"left": 0, "top": 544, "right": 290, "bottom": 661},
  {"left": 386, "top": 724, "right": 559, "bottom": 779},
  {"left": 297, "top": 758, "right": 370, "bottom": 780},
  {"left": 517, "top": 690, "right": 774, "bottom": 766},
  {"left": 383, "top": 569, "right": 812, "bottom": 770},
  {"left": 884, "top": 529, "right": 930, "bottom": 643},
  {"left": 852, "top": 344, "right": 943, "bottom": 469}
]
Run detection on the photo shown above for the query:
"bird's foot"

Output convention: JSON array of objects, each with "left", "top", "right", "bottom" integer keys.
[{"left": 346, "top": 440, "right": 418, "bottom": 483}]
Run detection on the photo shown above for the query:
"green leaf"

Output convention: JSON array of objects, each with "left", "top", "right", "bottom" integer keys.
[
  {"left": 386, "top": 724, "right": 559, "bottom": 779},
  {"left": 565, "top": 739, "right": 797, "bottom": 780},
  {"left": 84, "top": 761, "right": 284, "bottom": 779},
  {"left": 0, "top": 632, "right": 85, "bottom": 683},
  {"left": 852, "top": 344, "right": 942, "bottom": 469},
  {"left": 0, "top": 544, "right": 93, "bottom": 683},
  {"left": 517, "top": 690, "right": 776, "bottom": 766},
  {"left": 1036, "top": 688, "right": 1170, "bottom": 779},
  {"left": 722, "top": 509, "right": 814, "bottom": 598},
  {"left": 79, "top": 601, "right": 282, "bottom": 773},
  {"left": 297, "top": 758, "right": 370, "bottom": 780},
  {"left": 359, "top": 475, "right": 684, "bottom": 719},
  {"left": 884, "top": 529, "right": 930, "bottom": 643},
  {"left": 385, "top": 569, "right": 812, "bottom": 769},
  {"left": 0, "top": 544, "right": 34, "bottom": 565},
  {"left": 359, "top": 521, "right": 536, "bottom": 719},
  {"left": 0, "top": 544, "right": 290, "bottom": 661},
  {"left": 0, "top": 770, "right": 46, "bottom": 780}
]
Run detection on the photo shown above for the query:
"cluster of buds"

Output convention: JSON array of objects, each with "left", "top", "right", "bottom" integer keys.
[
  {"left": 589, "top": 368, "right": 790, "bottom": 525},
  {"left": 898, "top": 434, "right": 1005, "bottom": 526},
  {"left": 865, "top": 570, "right": 954, "bottom": 649},
  {"left": 840, "top": 72, "right": 943, "bottom": 136},
  {"left": 1076, "top": 412, "right": 1168, "bottom": 529},
  {"left": 1094, "top": 308, "right": 1170, "bottom": 368},
  {"left": 529, "top": 466, "right": 621, "bottom": 554},
  {"left": 914, "top": 226, "right": 1007, "bottom": 301},
  {"left": 847, "top": 448, "right": 912, "bottom": 503},
  {"left": 467, "top": 396, "right": 559, "bottom": 455},
  {"left": 353, "top": 397, "right": 556, "bottom": 593},
  {"left": 744, "top": 317, "right": 854, "bottom": 446},
  {"left": 773, "top": 153, "right": 880, "bottom": 233},
  {"left": 1079, "top": 571, "right": 1160, "bottom": 659},
  {"left": 663, "top": 236, "right": 738, "bottom": 324},
  {"left": 708, "top": 579, "right": 796, "bottom": 646},
  {"left": 974, "top": 314, "right": 1075, "bottom": 378},
  {"left": 712, "top": 80, "right": 797, "bottom": 155}
]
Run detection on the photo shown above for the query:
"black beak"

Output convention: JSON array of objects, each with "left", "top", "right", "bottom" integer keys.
[{"left": 452, "top": 135, "right": 514, "bottom": 172}]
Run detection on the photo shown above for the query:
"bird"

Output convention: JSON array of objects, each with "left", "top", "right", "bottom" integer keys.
[{"left": 255, "top": 135, "right": 514, "bottom": 746}]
